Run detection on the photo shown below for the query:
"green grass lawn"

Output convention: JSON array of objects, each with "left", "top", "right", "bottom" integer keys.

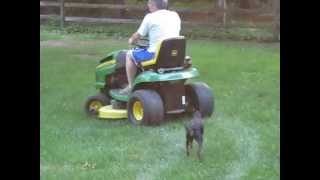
[{"left": 40, "top": 30, "right": 280, "bottom": 180}]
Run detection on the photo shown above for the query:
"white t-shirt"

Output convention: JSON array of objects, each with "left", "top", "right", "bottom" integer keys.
[{"left": 137, "top": 9, "right": 181, "bottom": 52}]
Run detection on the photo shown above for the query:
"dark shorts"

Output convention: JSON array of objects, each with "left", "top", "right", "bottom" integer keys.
[{"left": 129, "top": 48, "right": 155, "bottom": 64}]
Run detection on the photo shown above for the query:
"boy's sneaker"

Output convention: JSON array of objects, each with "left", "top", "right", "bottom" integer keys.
[{"left": 119, "top": 86, "right": 131, "bottom": 95}]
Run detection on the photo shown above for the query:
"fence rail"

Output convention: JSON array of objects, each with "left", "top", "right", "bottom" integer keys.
[
  {"left": 40, "top": 1, "right": 274, "bottom": 29},
  {"left": 40, "top": 1, "right": 144, "bottom": 10}
]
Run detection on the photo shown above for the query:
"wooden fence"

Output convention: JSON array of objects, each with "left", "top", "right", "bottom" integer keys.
[{"left": 40, "top": 0, "right": 274, "bottom": 29}]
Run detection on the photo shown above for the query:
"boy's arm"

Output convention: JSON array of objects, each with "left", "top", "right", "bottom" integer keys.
[
  {"left": 128, "top": 32, "right": 141, "bottom": 45},
  {"left": 130, "top": 13, "right": 149, "bottom": 45}
]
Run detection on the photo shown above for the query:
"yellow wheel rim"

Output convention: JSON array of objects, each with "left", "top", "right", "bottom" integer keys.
[
  {"left": 133, "top": 101, "right": 144, "bottom": 121},
  {"left": 89, "top": 100, "right": 103, "bottom": 112}
]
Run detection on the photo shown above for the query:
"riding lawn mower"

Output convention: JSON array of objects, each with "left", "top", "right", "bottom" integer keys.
[{"left": 84, "top": 36, "right": 214, "bottom": 125}]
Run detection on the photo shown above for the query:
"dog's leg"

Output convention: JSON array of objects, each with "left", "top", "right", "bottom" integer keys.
[
  {"left": 195, "top": 133, "right": 203, "bottom": 160},
  {"left": 186, "top": 137, "right": 194, "bottom": 156},
  {"left": 197, "top": 141, "right": 203, "bottom": 160},
  {"left": 186, "top": 140, "right": 189, "bottom": 156},
  {"left": 186, "top": 135, "right": 191, "bottom": 156}
]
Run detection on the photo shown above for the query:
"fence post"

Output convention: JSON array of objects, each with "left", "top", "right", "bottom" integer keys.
[
  {"left": 223, "top": 0, "right": 227, "bottom": 26},
  {"left": 60, "top": 0, "right": 65, "bottom": 29},
  {"left": 217, "top": 0, "right": 227, "bottom": 26}
]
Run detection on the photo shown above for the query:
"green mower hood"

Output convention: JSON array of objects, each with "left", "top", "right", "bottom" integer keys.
[{"left": 95, "top": 50, "right": 123, "bottom": 89}]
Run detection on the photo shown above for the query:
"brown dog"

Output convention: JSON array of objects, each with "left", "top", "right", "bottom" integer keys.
[{"left": 185, "top": 110, "right": 204, "bottom": 160}]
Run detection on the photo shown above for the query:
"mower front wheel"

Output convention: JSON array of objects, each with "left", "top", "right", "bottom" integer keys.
[
  {"left": 128, "top": 90, "right": 164, "bottom": 126},
  {"left": 84, "top": 93, "right": 110, "bottom": 118}
]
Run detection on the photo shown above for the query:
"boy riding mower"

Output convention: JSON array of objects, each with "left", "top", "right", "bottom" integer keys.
[{"left": 84, "top": 36, "right": 214, "bottom": 126}]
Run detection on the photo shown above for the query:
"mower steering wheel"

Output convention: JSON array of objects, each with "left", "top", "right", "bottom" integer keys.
[{"left": 132, "top": 38, "right": 149, "bottom": 49}]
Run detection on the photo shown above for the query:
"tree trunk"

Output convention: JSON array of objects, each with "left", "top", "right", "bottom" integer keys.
[
  {"left": 216, "top": 0, "right": 227, "bottom": 25},
  {"left": 273, "top": 0, "right": 280, "bottom": 41},
  {"left": 60, "top": 0, "right": 65, "bottom": 29}
]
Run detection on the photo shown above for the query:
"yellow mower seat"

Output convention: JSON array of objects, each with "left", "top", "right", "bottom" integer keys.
[{"left": 140, "top": 36, "right": 186, "bottom": 69}]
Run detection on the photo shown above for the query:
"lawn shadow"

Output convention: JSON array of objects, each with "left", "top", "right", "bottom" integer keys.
[
  {"left": 92, "top": 112, "right": 208, "bottom": 130},
  {"left": 162, "top": 113, "right": 192, "bottom": 126},
  {"left": 92, "top": 112, "right": 192, "bottom": 128},
  {"left": 95, "top": 117, "right": 131, "bottom": 127}
]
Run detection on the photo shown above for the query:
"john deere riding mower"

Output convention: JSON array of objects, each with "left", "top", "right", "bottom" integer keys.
[{"left": 84, "top": 37, "right": 214, "bottom": 125}]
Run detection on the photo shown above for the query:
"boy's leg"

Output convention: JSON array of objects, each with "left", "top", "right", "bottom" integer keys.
[
  {"left": 119, "top": 52, "right": 137, "bottom": 95},
  {"left": 126, "top": 52, "right": 137, "bottom": 88},
  {"left": 120, "top": 49, "right": 154, "bottom": 95}
]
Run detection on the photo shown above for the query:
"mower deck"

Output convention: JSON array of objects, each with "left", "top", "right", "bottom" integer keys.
[{"left": 98, "top": 105, "right": 127, "bottom": 119}]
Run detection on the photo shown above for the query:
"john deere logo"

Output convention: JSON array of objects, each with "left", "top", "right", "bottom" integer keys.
[{"left": 171, "top": 50, "right": 178, "bottom": 56}]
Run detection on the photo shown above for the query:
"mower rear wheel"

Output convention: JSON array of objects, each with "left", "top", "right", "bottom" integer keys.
[
  {"left": 185, "top": 82, "right": 214, "bottom": 117},
  {"left": 84, "top": 93, "right": 110, "bottom": 118},
  {"left": 128, "top": 90, "right": 164, "bottom": 126}
]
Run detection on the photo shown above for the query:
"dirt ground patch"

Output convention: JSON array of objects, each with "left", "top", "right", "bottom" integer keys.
[
  {"left": 40, "top": 40, "right": 70, "bottom": 48},
  {"left": 40, "top": 37, "right": 115, "bottom": 48},
  {"left": 73, "top": 53, "right": 102, "bottom": 60}
]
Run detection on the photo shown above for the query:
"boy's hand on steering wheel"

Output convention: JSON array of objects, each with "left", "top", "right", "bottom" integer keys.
[
  {"left": 128, "top": 38, "right": 133, "bottom": 49},
  {"left": 128, "top": 38, "right": 134, "bottom": 45}
]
